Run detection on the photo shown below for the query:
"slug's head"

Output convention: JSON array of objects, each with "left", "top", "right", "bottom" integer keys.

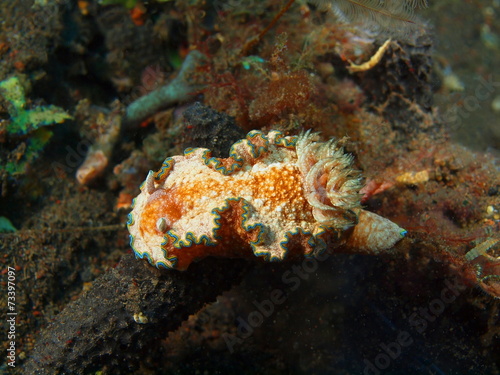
[{"left": 127, "top": 171, "right": 183, "bottom": 268}]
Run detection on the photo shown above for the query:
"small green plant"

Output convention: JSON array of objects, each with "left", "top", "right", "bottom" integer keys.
[
  {"left": 0, "top": 76, "right": 72, "bottom": 135},
  {"left": 0, "top": 76, "right": 72, "bottom": 179},
  {"left": 0, "top": 216, "right": 17, "bottom": 233}
]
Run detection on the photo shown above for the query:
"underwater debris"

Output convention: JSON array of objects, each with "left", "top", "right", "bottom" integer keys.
[
  {"left": 128, "top": 130, "right": 406, "bottom": 270},
  {"left": 124, "top": 50, "right": 207, "bottom": 126},
  {"left": 465, "top": 238, "right": 500, "bottom": 298},
  {"left": 347, "top": 38, "right": 392, "bottom": 73},
  {"left": 75, "top": 100, "right": 124, "bottom": 185},
  {"left": 395, "top": 169, "right": 430, "bottom": 186},
  {"left": 241, "top": 0, "right": 427, "bottom": 57},
  {"left": 465, "top": 238, "right": 499, "bottom": 262},
  {"left": 313, "top": 0, "right": 428, "bottom": 37},
  {"left": 239, "top": 0, "right": 296, "bottom": 56}
]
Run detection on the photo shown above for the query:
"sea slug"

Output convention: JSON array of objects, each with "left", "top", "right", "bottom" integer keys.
[{"left": 127, "top": 130, "right": 406, "bottom": 270}]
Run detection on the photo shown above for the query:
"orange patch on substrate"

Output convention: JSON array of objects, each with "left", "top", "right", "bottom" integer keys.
[
  {"left": 249, "top": 70, "right": 315, "bottom": 126},
  {"left": 116, "top": 192, "right": 133, "bottom": 210}
]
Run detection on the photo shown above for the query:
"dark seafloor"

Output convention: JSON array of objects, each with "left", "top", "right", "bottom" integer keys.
[{"left": 0, "top": 0, "right": 499, "bottom": 374}]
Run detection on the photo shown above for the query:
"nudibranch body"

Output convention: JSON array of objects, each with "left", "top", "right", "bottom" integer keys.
[{"left": 128, "top": 130, "right": 406, "bottom": 270}]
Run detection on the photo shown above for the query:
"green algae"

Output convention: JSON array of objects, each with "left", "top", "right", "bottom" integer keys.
[
  {"left": 0, "top": 76, "right": 72, "bottom": 136},
  {"left": 0, "top": 76, "right": 72, "bottom": 179},
  {"left": 0, "top": 216, "right": 17, "bottom": 233}
]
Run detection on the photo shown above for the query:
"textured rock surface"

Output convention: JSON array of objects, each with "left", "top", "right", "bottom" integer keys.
[{"left": 24, "top": 254, "right": 249, "bottom": 374}]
